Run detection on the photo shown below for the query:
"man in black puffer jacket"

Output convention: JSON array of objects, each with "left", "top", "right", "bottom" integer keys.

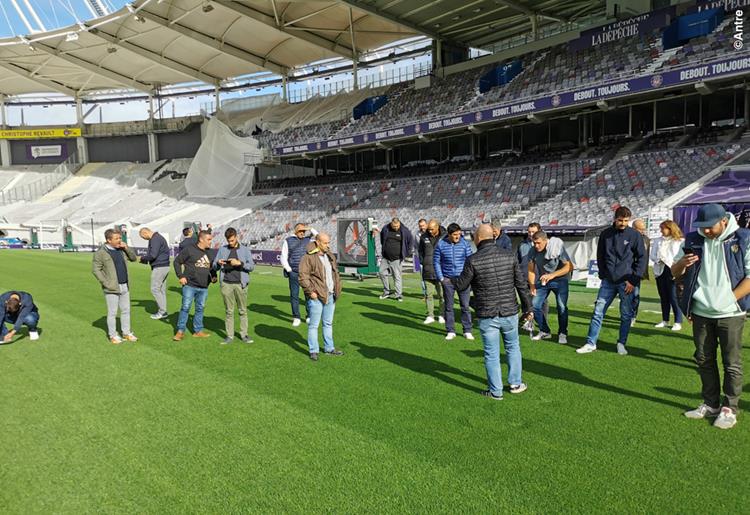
[{"left": 453, "top": 224, "right": 533, "bottom": 400}]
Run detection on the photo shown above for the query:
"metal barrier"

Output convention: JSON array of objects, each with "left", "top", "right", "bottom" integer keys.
[{"left": 0, "top": 153, "right": 79, "bottom": 205}]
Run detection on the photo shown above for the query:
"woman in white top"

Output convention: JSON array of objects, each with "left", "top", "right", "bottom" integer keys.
[{"left": 649, "top": 220, "right": 684, "bottom": 330}]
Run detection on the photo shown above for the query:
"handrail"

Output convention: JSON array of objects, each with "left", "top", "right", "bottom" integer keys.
[{"left": 0, "top": 152, "right": 79, "bottom": 205}]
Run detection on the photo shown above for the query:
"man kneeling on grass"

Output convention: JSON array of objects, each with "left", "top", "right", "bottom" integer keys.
[
  {"left": 1, "top": 291, "right": 40, "bottom": 343},
  {"left": 173, "top": 230, "right": 216, "bottom": 341},
  {"left": 298, "top": 232, "right": 344, "bottom": 361},
  {"left": 452, "top": 224, "right": 533, "bottom": 400}
]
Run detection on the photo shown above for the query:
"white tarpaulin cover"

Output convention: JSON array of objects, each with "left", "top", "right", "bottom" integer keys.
[{"left": 186, "top": 117, "right": 263, "bottom": 198}]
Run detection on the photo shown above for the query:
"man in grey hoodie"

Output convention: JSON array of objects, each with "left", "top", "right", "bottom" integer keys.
[{"left": 672, "top": 204, "right": 750, "bottom": 430}]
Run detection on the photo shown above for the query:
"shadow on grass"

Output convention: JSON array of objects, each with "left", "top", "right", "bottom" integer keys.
[
  {"left": 461, "top": 349, "right": 688, "bottom": 410},
  {"left": 351, "top": 341, "right": 484, "bottom": 393},
  {"left": 360, "top": 312, "right": 444, "bottom": 335},
  {"left": 255, "top": 323, "right": 308, "bottom": 356},
  {"left": 251, "top": 303, "right": 294, "bottom": 323},
  {"left": 654, "top": 386, "right": 750, "bottom": 413},
  {"left": 132, "top": 298, "right": 158, "bottom": 315}
]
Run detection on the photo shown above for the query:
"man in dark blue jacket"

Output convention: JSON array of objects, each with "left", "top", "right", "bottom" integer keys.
[
  {"left": 434, "top": 223, "right": 474, "bottom": 340},
  {"left": 672, "top": 204, "right": 750, "bottom": 430},
  {"left": 1, "top": 291, "right": 39, "bottom": 342},
  {"left": 378, "top": 218, "right": 413, "bottom": 302},
  {"left": 139, "top": 227, "right": 171, "bottom": 320},
  {"left": 491, "top": 221, "right": 512, "bottom": 251},
  {"left": 577, "top": 206, "right": 646, "bottom": 355}
]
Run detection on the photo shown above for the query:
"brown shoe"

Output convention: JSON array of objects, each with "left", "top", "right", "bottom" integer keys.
[
  {"left": 192, "top": 331, "right": 211, "bottom": 338},
  {"left": 122, "top": 333, "right": 138, "bottom": 342},
  {"left": 173, "top": 331, "right": 185, "bottom": 341}
]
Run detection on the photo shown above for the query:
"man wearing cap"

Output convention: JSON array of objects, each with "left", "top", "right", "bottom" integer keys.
[
  {"left": 281, "top": 223, "right": 318, "bottom": 327},
  {"left": 672, "top": 204, "right": 750, "bottom": 430},
  {"left": 378, "top": 217, "right": 413, "bottom": 302}
]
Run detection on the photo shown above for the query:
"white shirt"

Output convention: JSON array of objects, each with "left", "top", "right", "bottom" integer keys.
[
  {"left": 280, "top": 228, "right": 318, "bottom": 273},
  {"left": 319, "top": 254, "right": 334, "bottom": 294},
  {"left": 650, "top": 236, "right": 683, "bottom": 277}
]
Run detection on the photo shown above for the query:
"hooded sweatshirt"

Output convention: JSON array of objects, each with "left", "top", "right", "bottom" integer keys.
[{"left": 680, "top": 215, "right": 750, "bottom": 318}]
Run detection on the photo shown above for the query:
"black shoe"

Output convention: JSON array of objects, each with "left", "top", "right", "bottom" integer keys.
[
  {"left": 325, "top": 349, "right": 344, "bottom": 356},
  {"left": 310, "top": 353, "right": 319, "bottom": 361},
  {"left": 480, "top": 390, "right": 503, "bottom": 400}
]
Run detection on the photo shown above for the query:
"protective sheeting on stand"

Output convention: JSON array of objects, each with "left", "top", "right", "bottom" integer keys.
[{"left": 186, "top": 117, "right": 262, "bottom": 198}]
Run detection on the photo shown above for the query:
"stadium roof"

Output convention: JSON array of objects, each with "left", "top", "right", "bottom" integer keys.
[
  {"left": 0, "top": 0, "right": 418, "bottom": 97},
  {"left": 0, "top": 0, "right": 605, "bottom": 98}
]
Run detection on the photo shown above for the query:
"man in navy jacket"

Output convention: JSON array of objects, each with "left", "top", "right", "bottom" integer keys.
[
  {"left": 139, "top": 227, "right": 171, "bottom": 320},
  {"left": 434, "top": 223, "right": 474, "bottom": 340},
  {"left": 577, "top": 206, "right": 646, "bottom": 355},
  {"left": 1, "top": 291, "right": 39, "bottom": 342}
]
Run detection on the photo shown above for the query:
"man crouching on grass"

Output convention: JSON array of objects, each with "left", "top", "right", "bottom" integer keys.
[
  {"left": 1, "top": 291, "right": 40, "bottom": 343},
  {"left": 672, "top": 204, "right": 750, "bottom": 430},
  {"left": 452, "top": 224, "right": 533, "bottom": 400},
  {"left": 298, "top": 232, "right": 344, "bottom": 361}
]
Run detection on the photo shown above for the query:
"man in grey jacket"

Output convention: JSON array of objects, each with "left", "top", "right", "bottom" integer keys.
[
  {"left": 92, "top": 229, "right": 139, "bottom": 344},
  {"left": 213, "top": 227, "right": 255, "bottom": 344}
]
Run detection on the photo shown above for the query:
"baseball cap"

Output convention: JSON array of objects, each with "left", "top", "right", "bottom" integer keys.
[{"left": 693, "top": 203, "right": 727, "bottom": 228}]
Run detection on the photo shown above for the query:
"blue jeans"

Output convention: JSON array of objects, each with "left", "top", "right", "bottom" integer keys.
[
  {"left": 1, "top": 311, "right": 39, "bottom": 336},
  {"left": 533, "top": 280, "right": 569, "bottom": 335},
  {"left": 586, "top": 279, "right": 638, "bottom": 347},
  {"left": 478, "top": 315, "right": 522, "bottom": 395},
  {"left": 307, "top": 295, "right": 336, "bottom": 354},
  {"left": 441, "top": 279, "right": 472, "bottom": 334},
  {"left": 177, "top": 285, "right": 208, "bottom": 333},
  {"left": 287, "top": 271, "right": 305, "bottom": 319}
]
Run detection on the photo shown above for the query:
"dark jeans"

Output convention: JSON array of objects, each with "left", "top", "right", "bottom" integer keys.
[
  {"left": 287, "top": 271, "right": 306, "bottom": 319},
  {"left": 1, "top": 311, "right": 39, "bottom": 336},
  {"left": 441, "top": 279, "right": 472, "bottom": 334},
  {"left": 692, "top": 314, "right": 745, "bottom": 412},
  {"left": 655, "top": 269, "right": 683, "bottom": 323}
]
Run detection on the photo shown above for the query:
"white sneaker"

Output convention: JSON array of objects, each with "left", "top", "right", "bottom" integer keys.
[
  {"left": 306, "top": 317, "right": 310, "bottom": 324},
  {"left": 464, "top": 332, "right": 474, "bottom": 340},
  {"left": 671, "top": 323, "right": 682, "bottom": 331},
  {"left": 445, "top": 332, "right": 456, "bottom": 341},
  {"left": 29, "top": 331, "right": 39, "bottom": 341},
  {"left": 630, "top": 318, "right": 636, "bottom": 327},
  {"left": 616, "top": 343, "right": 628, "bottom": 355},
  {"left": 531, "top": 332, "right": 551, "bottom": 341},
  {"left": 379, "top": 293, "right": 390, "bottom": 300},
  {"left": 438, "top": 316, "right": 445, "bottom": 324},
  {"left": 423, "top": 316, "right": 435, "bottom": 325},
  {"left": 684, "top": 403, "right": 721, "bottom": 419},
  {"left": 292, "top": 318, "right": 301, "bottom": 327},
  {"left": 713, "top": 407, "right": 737, "bottom": 429},
  {"left": 558, "top": 334, "right": 567, "bottom": 344},
  {"left": 654, "top": 321, "right": 668, "bottom": 328},
  {"left": 576, "top": 343, "right": 597, "bottom": 354}
]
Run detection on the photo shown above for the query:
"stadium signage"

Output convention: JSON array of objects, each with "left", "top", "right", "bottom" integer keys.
[
  {"left": 275, "top": 54, "right": 750, "bottom": 157},
  {"left": 0, "top": 128, "right": 81, "bottom": 139},
  {"left": 569, "top": 8, "right": 673, "bottom": 51}
]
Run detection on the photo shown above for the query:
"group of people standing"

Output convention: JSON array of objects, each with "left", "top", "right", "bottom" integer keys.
[{"left": 3, "top": 202, "right": 746, "bottom": 430}]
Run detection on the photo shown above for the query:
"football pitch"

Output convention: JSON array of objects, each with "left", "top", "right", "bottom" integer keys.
[{"left": 0, "top": 250, "right": 748, "bottom": 513}]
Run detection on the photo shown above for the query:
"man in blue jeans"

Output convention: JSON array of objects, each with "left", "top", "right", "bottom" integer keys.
[
  {"left": 577, "top": 206, "right": 646, "bottom": 355},
  {"left": 453, "top": 224, "right": 533, "bottom": 399},
  {"left": 173, "top": 230, "right": 217, "bottom": 341},
  {"left": 527, "top": 231, "right": 573, "bottom": 344},
  {"left": 434, "top": 223, "right": 474, "bottom": 341},
  {"left": 298, "top": 232, "right": 344, "bottom": 361},
  {"left": 281, "top": 223, "right": 317, "bottom": 327},
  {"left": 1, "top": 291, "right": 40, "bottom": 343}
]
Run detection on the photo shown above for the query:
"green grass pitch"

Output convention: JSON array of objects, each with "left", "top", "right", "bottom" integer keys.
[{"left": 0, "top": 250, "right": 748, "bottom": 513}]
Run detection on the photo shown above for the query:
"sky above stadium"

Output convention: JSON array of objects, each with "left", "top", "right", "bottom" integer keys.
[{"left": 0, "top": 0, "right": 129, "bottom": 37}]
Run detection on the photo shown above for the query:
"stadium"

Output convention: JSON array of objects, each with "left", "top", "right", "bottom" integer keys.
[{"left": 0, "top": 0, "right": 749, "bottom": 512}]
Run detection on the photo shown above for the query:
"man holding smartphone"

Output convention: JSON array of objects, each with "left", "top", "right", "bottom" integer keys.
[
  {"left": 672, "top": 204, "right": 750, "bottom": 430},
  {"left": 213, "top": 227, "right": 255, "bottom": 344}
]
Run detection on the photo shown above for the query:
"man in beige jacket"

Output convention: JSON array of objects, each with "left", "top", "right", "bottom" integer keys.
[
  {"left": 92, "top": 229, "right": 139, "bottom": 344},
  {"left": 298, "top": 232, "right": 344, "bottom": 361}
]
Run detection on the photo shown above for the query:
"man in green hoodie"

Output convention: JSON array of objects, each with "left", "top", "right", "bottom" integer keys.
[{"left": 672, "top": 204, "right": 750, "bottom": 430}]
